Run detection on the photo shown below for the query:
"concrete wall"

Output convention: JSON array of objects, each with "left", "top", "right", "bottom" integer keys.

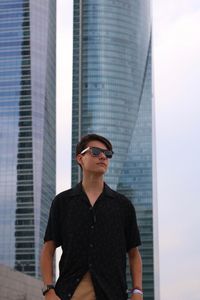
[{"left": 0, "top": 265, "right": 43, "bottom": 300}]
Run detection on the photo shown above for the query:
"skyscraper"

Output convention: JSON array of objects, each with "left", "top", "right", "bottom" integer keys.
[
  {"left": 0, "top": 0, "right": 56, "bottom": 279},
  {"left": 72, "top": 1, "right": 159, "bottom": 299}
]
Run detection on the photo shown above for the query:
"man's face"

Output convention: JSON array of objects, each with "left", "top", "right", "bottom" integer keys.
[{"left": 77, "top": 140, "right": 110, "bottom": 175}]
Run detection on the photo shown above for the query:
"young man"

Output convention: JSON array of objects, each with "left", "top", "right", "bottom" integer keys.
[{"left": 40, "top": 134, "right": 143, "bottom": 300}]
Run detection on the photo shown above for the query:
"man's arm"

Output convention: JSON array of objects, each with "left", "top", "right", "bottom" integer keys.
[
  {"left": 128, "top": 247, "right": 143, "bottom": 299},
  {"left": 40, "top": 240, "right": 60, "bottom": 300}
]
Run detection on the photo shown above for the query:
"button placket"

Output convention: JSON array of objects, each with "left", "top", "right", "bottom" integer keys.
[{"left": 88, "top": 206, "right": 95, "bottom": 270}]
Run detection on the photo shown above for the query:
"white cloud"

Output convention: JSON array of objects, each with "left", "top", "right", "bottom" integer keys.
[
  {"left": 154, "top": 3, "right": 200, "bottom": 300},
  {"left": 56, "top": 0, "right": 73, "bottom": 192},
  {"left": 153, "top": 0, "right": 200, "bottom": 46}
]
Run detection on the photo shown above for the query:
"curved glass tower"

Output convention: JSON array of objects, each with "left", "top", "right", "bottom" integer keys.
[
  {"left": 72, "top": 0, "right": 159, "bottom": 299},
  {"left": 0, "top": 0, "right": 56, "bottom": 278}
]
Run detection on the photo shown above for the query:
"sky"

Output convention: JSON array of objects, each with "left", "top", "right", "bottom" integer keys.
[{"left": 56, "top": 1, "right": 200, "bottom": 299}]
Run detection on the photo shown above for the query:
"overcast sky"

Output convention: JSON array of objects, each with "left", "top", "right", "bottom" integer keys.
[{"left": 56, "top": 1, "right": 200, "bottom": 299}]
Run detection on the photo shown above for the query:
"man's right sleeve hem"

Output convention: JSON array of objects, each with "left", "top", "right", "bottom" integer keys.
[{"left": 43, "top": 238, "right": 61, "bottom": 248}]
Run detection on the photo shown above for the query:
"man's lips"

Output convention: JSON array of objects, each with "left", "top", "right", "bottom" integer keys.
[{"left": 97, "top": 162, "right": 107, "bottom": 167}]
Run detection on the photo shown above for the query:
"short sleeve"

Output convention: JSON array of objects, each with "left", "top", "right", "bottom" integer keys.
[
  {"left": 44, "top": 196, "right": 62, "bottom": 247},
  {"left": 125, "top": 200, "right": 141, "bottom": 252}
]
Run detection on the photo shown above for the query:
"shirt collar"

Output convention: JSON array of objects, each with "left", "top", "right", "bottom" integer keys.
[{"left": 71, "top": 181, "right": 115, "bottom": 198}]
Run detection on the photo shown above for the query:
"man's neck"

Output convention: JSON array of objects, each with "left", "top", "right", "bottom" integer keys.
[
  {"left": 82, "top": 176, "right": 104, "bottom": 194},
  {"left": 82, "top": 175, "right": 104, "bottom": 205}
]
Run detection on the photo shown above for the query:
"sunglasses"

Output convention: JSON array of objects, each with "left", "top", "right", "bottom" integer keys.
[{"left": 80, "top": 147, "right": 114, "bottom": 159}]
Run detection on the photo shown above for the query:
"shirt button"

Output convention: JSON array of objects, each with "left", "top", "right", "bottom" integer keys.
[
  {"left": 89, "top": 263, "right": 92, "bottom": 268},
  {"left": 76, "top": 278, "right": 80, "bottom": 282},
  {"left": 90, "top": 225, "right": 94, "bottom": 229},
  {"left": 68, "top": 293, "right": 71, "bottom": 297},
  {"left": 89, "top": 243, "right": 93, "bottom": 248}
]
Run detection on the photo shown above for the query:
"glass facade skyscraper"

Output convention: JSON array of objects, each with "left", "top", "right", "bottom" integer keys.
[
  {"left": 0, "top": 0, "right": 56, "bottom": 279},
  {"left": 72, "top": 1, "right": 159, "bottom": 299}
]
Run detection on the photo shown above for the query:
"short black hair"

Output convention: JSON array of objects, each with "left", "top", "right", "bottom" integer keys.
[{"left": 76, "top": 133, "right": 113, "bottom": 156}]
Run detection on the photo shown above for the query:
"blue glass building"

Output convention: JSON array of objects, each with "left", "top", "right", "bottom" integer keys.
[
  {"left": 0, "top": 0, "right": 56, "bottom": 278},
  {"left": 72, "top": 1, "right": 159, "bottom": 299}
]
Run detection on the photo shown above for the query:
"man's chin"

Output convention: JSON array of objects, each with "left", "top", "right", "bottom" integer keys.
[{"left": 93, "top": 168, "right": 107, "bottom": 175}]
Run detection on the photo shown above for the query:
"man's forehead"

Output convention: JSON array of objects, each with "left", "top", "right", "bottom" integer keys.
[{"left": 87, "top": 140, "right": 108, "bottom": 149}]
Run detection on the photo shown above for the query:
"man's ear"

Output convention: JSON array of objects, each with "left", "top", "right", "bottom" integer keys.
[{"left": 76, "top": 154, "right": 82, "bottom": 166}]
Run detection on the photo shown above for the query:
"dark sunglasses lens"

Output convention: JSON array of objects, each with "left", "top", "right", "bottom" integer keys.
[
  {"left": 91, "top": 147, "right": 101, "bottom": 156},
  {"left": 91, "top": 147, "right": 113, "bottom": 158},
  {"left": 105, "top": 150, "right": 113, "bottom": 158}
]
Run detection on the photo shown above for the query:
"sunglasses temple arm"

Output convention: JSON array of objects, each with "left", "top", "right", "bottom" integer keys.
[{"left": 80, "top": 147, "right": 90, "bottom": 155}]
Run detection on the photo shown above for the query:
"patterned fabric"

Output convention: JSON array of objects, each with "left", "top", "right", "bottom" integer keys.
[{"left": 44, "top": 182, "right": 141, "bottom": 300}]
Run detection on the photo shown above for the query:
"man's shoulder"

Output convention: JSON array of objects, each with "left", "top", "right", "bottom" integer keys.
[
  {"left": 53, "top": 184, "right": 81, "bottom": 204},
  {"left": 56, "top": 187, "right": 75, "bottom": 199},
  {"left": 105, "top": 184, "right": 132, "bottom": 206}
]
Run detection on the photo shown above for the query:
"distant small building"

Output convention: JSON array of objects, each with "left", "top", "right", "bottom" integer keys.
[{"left": 0, "top": 264, "right": 43, "bottom": 300}]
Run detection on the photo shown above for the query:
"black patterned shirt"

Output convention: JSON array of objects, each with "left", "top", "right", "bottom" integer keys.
[{"left": 44, "top": 182, "right": 141, "bottom": 300}]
